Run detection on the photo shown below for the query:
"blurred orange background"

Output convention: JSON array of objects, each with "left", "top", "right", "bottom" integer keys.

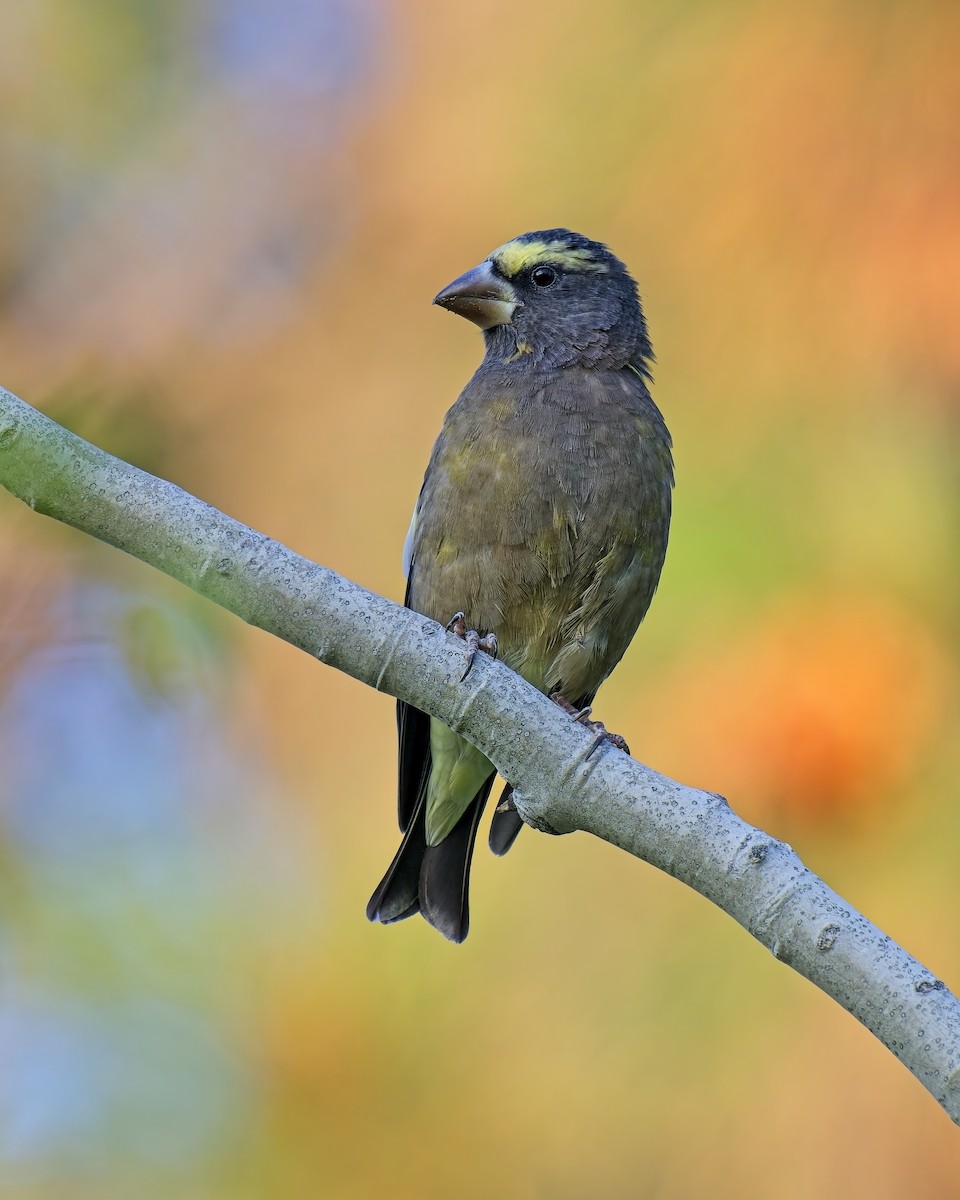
[{"left": 1, "top": 1, "right": 959, "bottom": 1196}]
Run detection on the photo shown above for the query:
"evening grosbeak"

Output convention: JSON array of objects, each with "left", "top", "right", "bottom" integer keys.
[{"left": 367, "top": 229, "right": 673, "bottom": 942}]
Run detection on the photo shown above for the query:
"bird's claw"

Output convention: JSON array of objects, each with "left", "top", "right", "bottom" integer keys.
[
  {"left": 549, "top": 691, "right": 631, "bottom": 758},
  {"left": 495, "top": 791, "right": 516, "bottom": 816},
  {"left": 446, "top": 612, "right": 467, "bottom": 636},
  {"left": 585, "top": 723, "right": 631, "bottom": 760},
  {"left": 446, "top": 612, "right": 498, "bottom": 681}
]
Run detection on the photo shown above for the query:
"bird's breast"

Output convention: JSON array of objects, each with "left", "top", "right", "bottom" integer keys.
[{"left": 408, "top": 364, "right": 673, "bottom": 696}]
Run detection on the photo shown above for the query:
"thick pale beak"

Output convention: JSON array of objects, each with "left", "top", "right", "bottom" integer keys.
[{"left": 432, "top": 260, "right": 517, "bottom": 330}]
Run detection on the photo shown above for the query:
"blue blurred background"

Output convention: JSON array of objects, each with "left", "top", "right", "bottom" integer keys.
[{"left": 1, "top": 1, "right": 959, "bottom": 1195}]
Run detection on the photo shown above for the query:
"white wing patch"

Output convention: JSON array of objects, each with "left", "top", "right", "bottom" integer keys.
[{"left": 401, "top": 503, "right": 418, "bottom": 579}]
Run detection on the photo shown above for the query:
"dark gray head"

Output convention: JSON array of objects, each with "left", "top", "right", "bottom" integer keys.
[{"left": 433, "top": 228, "right": 653, "bottom": 373}]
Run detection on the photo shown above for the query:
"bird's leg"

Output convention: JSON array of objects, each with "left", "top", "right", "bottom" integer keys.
[
  {"left": 446, "top": 612, "right": 499, "bottom": 682},
  {"left": 495, "top": 789, "right": 517, "bottom": 817},
  {"left": 549, "top": 690, "right": 631, "bottom": 759}
]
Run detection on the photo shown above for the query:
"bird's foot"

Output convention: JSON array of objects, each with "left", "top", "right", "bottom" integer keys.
[
  {"left": 495, "top": 790, "right": 516, "bottom": 817},
  {"left": 446, "top": 612, "right": 498, "bottom": 682},
  {"left": 549, "top": 691, "right": 631, "bottom": 759}
]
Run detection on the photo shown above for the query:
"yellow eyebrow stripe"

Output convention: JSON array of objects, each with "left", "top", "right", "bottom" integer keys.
[{"left": 490, "top": 238, "right": 609, "bottom": 278}]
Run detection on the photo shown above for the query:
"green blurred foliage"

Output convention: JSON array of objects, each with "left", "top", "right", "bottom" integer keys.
[{"left": 1, "top": 0, "right": 959, "bottom": 1196}]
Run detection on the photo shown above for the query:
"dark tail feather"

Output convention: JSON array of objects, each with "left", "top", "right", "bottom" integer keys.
[
  {"left": 366, "top": 790, "right": 428, "bottom": 925},
  {"left": 419, "top": 777, "right": 495, "bottom": 943},
  {"left": 488, "top": 783, "right": 524, "bottom": 856}
]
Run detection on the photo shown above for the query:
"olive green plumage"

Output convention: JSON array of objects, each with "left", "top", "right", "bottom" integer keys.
[{"left": 367, "top": 229, "right": 673, "bottom": 942}]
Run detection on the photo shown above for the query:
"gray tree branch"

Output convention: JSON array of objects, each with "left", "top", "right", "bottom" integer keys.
[{"left": 1, "top": 383, "right": 958, "bottom": 1121}]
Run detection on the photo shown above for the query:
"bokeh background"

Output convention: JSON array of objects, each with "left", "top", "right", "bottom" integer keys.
[{"left": 1, "top": 1, "right": 959, "bottom": 1196}]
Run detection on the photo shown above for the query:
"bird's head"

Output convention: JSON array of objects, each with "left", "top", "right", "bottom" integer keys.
[{"left": 433, "top": 229, "right": 652, "bottom": 372}]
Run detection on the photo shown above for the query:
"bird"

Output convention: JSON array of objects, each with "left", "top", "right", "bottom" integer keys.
[{"left": 366, "top": 229, "right": 673, "bottom": 943}]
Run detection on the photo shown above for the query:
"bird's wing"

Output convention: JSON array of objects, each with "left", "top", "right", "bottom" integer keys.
[
  {"left": 488, "top": 783, "right": 523, "bottom": 856},
  {"left": 401, "top": 500, "right": 418, "bottom": 579},
  {"left": 396, "top": 566, "right": 431, "bottom": 832},
  {"left": 396, "top": 696, "right": 430, "bottom": 833}
]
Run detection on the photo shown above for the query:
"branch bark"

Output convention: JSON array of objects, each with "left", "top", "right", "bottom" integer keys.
[{"left": 1, "top": 383, "right": 958, "bottom": 1121}]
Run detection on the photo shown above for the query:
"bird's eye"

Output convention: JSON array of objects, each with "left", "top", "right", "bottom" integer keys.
[{"left": 530, "top": 265, "right": 557, "bottom": 288}]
